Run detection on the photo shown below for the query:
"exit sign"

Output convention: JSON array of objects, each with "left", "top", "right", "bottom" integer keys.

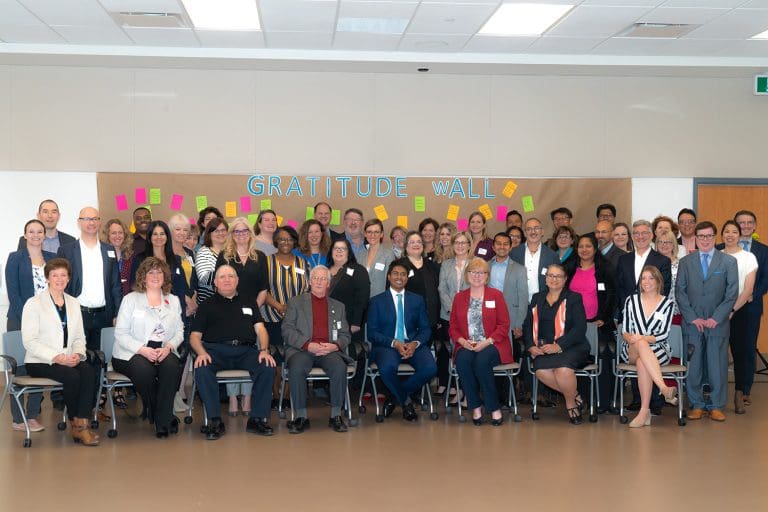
[{"left": 756, "top": 75, "right": 768, "bottom": 95}]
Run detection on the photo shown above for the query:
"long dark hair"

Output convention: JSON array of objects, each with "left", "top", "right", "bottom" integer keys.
[
  {"left": 144, "top": 220, "right": 178, "bottom": 271},
  {"left": 326, "top": 238, "right": 358, "bottom": 267}
]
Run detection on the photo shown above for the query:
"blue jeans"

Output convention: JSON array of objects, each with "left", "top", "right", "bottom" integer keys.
[
  {"left": 371, "top": 345, "right": 436, "bottom": 405},
  {"left": 455, "top": 345, "right": 501, "bottom": 412}
]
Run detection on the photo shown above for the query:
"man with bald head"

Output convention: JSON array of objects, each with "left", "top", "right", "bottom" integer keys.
[{"left": 595, "top": 220, "right": 622, "bottom": 271}]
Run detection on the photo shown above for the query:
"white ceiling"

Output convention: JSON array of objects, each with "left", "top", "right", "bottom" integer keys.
[{"left": 1, "top": 0, "right": 768, "bottom": 71}]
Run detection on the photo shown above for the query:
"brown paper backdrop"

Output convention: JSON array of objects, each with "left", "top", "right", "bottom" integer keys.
[{"left": 97, "top": 173, "right": 631, "bottom": 237}]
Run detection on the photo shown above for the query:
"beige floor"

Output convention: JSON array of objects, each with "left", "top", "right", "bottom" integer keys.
[{"left": 1, "top": 380, "right": 767, "bottom": 512}]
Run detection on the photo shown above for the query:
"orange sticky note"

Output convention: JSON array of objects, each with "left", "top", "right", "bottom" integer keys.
[
  {"left": 502, "top": 181, "right": 518, "bottom": 198},
  {"left": 374, "top": 205, "right": 389, "bottom": 222},
  {"left": 225, "top": 201, "right": 237, "bottom": 218},
  {"left": 396, "top": 215, "right": 408, "bottom": 229},
  {"left": 478, "top": 204, "right": 493, "bottom": 220},
  {"left": 446, "top": 204, "right": 459, "bottom": 221},
  {"left": 276, "top": 215, "right": 284, "bottom": 226}
]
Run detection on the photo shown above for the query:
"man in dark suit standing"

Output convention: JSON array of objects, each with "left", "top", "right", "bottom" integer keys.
[
  {"left": 511, "top": 218, "right": 558, "bottom": 303},
  {"left": 595, "top": 220, "right": 623, "bottom": 271},
  {"left": 367, "top": 261, "right": 436, "bottom": 421},
  {"left": 615, "top": 220, "right": 671, "bottom": 414},
  {"left": 17, "top": 199, "right": 76, "bottom": 253},
  {"left": 314, "top": 201, "right": 344, "bottom": 241},
  {"left": 676, "top": 221, "right": 738, "bottom": 421},
  {"left": 734, "top": 210, "right": 768, "bottom": 402}
]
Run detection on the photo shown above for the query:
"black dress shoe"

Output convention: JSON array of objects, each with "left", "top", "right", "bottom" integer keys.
[
  {"left": 491, "top": 418, "right": 504, "bottom": 427},
  {"left": 472, "top": 417, "right": 484, "bottom": 426},
  {"left": 288, "top": 417, "right": 310, "bottom": 434},
  {"left": 155, "top": 428, "right": 169, "bottom": 439},
  {"left": 626, "top": 401, "right": 641, "bottom": 412},
  {"left": 246, "top": 418, "right": 274, "bottom": 436},
  {"left": 382, "top": 399, "right": 396, "bottom": 418},
  {"left": 328, "top": 415, "right": 348, "bottom": 433},
  {"left": 169, "top": 416, "right": 180, "bottom": 434},
  {"left": 402, "top": 403, "right": 418, "bottom": 422},
  {"left": 206, "top": 418, "right": 226, "bottom": 440}
]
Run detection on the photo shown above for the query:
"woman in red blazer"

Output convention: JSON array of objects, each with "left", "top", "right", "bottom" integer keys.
[{"left": 449, "top": 258, "right": 511, "bottom": 426}]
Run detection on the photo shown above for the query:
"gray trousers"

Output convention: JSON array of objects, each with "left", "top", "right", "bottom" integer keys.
[
  {"left": 288, "top": 351, "right": 347, "bottom": 417},
  {"left": 686, "top": 332, "right": 728, "bottom": 411}
]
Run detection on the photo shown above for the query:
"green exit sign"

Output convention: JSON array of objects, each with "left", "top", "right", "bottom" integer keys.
[{"left": 756, "top": 75, "right": 768, "bottom": 95}]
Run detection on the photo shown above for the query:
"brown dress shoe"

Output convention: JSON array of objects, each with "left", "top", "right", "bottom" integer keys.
[
  {"left": 687, "top": 408, "right": 706, "bottom": 420},
  {"left": 709, "top": 409, "right": 726, "bottom": 422},
  {"left": 71, "top": 418, "right": 100, "bottom": 446}
]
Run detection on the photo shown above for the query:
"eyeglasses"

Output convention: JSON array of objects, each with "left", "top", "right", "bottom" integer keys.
[
  {"left": 556, "top": 234, "right": 572, "bottom": 240},
  {"left": 233, "top": 229, "right": 250, "bottom": 236},
  {"left": 310, "top": 276, "right": 329, "bottom": 282},
  {"left": 79, "top": 217, "right": 100, "bottom": 222},
  {"left": 546, "top": 274, "right": 566, "bottom": 280},
  {"left": 276, "top": 238, "right": 293, "bottom": 244},
  {"left": 333, "top": 246, "right": 348, "bottom": 252},
  {"left": 213, "top": 228, "right": 228, "bottom": 234},
  {"left": 454, "top": 240, "right": 469, "bottom": 245},
  {"left": 678, "top": 219, "right": 696, "bottom": 226},
  {"left": 657, "top": 240, "right": 674, "bottom": 246},
  {"left": 525, "top": 227, "right": 543, "bottom": 233},
  {"left": 469, "top": 271, "right": 487, "bottom": 276},
  {"left": 696, "top": 234, "right": 716, "bottom": 240},
  {"left": 632, "top": 231, "right": 652, "bottom": 237},
  {"left": 407, "top": 240, "right": 423, "bottom": 246},
  {"left": 737, "top": 220, "right": 756, "bottom": 226},
  {"left": 509, "top": 235, "right": 521, "bottom": 240}
]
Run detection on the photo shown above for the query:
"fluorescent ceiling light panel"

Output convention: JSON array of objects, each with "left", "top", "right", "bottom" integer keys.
[
  {"left": 752, "top": 28, "right": 768, "bottom": 39},
  {"left": 479, "top": 3, "right": 573, "bottom": 37},
  {"left": 182, "top": 0, "right": 260, "bottom": 30},
  {"left": 337, "top": 17, "right": 409, "bottom": 34}
]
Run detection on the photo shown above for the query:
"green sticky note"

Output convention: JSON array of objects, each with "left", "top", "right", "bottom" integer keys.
[
  {"left": 195, "top": 195, "right": 208, "bottom": 212},
  {"left": 149, "top": 188, "right": 161, "bottom": 205},
  {"left": 260, "top": 198, "right": 272, "bottom": 211},
  {"left": 414, "top": 196, "right": 426, "bottom": 212},
  {"left": 305, "top": 206, "right": 314, "bottom": 220},
  {"left": 331, "top": 209, "right": 341, "bottom": 226},
  {"left": 522, "top": 195, "right": 535, "bottom": 213},
  {"left": 247, "top": 214, "right": 258, "bottom": 227}
]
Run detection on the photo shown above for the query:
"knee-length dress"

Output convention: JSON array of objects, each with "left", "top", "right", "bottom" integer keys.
[{"left": 620, "top": 294, "right": 674, "bottom": 365}]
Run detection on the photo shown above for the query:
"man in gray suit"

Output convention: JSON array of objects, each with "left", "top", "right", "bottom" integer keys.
[
  {"left": 489, "top": 233, "right": 529, "bottom": 339},
  {"left": 676, "top": 221, "right": 738, "bottom": 422},
  {"left": 282, "top": 265, "right": 351, "bottom": 434}
]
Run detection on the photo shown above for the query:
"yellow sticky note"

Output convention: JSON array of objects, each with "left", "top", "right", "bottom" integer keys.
[
  {"left": 374, "top": 205, "right": 389, "bottom": 222},
  {"left": 502, "top": 181, "right": 518, "bottom": 198},
  {"left": 414, "top": 196, "right": 426, "bottom": 213},
  {"left": 446, "top": 204, "right": 459, "bottom": 222},
  {"left": 129, "top": 221, "right": 136, "bottom": 234},
  {"left": 225, "top": 201, "right": 237, "bottom": 218},
  {"left": 478, "top": 204, "right": 493, "bottom": 220},
  {"left": 396, "top": 215, "right": 409, "bottom": 229},
  {"left": 276, "top": 215, "right": 283, "bottom": 226},
  {"left": 260, "top": 199, "right": 272, "bottom": 211}
]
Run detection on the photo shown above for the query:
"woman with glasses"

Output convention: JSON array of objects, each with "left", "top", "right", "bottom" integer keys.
[
  {"left": 254, "top": 209, "right": 278, "bottom": 256},
  {"left": 467, "top": 211, "right": 495, "bottom": 261},
  {"left": 195, "top": 218, "right": 229, "bottom": 305},
  {"left": 653, "top": 215, "right": 686, "bottom": 259},
  {"left": 363, "top": 219, "right": 394, "bottom": 298},
  {"left": 327, "top": 239, "right": 371, "bottom": 347},
  {"left": 398, "top": 232, "right": 441, "bottom": 335},
  {"left": 295, "top": 219, "right": 331, "bottom": 270},
  {"left": 390, "top": 225, "right": 407, "bottom": 259},
  {"left": 195, "top": 207, "right": 223, "bottom": 253},
  {"left": 449, "top": 258, "right": 511, "bottom": 426},
  {"left": 524, "top": 264, "right": 590, "bottom": 424},
  {"left": 506, "top": 225, "right": 525, "bottom": 249},
  {"left": 549, "top": 225, "right": 577, "bottom": 266}
]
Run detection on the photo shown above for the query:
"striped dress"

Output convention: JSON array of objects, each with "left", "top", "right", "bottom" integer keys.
[
  {"left": 263, "top": 254, "right": 309, "bottom": 323},
  {"left": 620, "top": 294, "right": 674, "bottom": 364}
]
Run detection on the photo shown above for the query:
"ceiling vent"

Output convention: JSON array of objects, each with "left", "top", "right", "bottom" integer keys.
[
  {"left": 115, "top": 12, "right": 188, "bottom": 29},
  {"left": 617, "top": 23, "right": 698, "bottom": 39}
]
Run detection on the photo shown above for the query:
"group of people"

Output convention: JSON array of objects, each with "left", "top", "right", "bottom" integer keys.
[{"left": 4, "top": 197, "right": 765, "bottom": 444}]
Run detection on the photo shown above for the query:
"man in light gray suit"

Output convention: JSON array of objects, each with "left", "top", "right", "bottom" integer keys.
[
  {"left": 676, "top": 221, "right": 738, "bottom": 422},
  {"left": 489, "top": 233, "right": 529, "bottom": 339},
  {"left": 282, "top": 265, "right": 351, "bottom": 434}
]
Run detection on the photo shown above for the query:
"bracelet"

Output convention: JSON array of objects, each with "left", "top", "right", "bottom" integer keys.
[{"left": 259, "top": 347, "right": 269, "bottom": 353}]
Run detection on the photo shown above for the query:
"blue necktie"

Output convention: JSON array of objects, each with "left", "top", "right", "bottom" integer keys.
[
  {"left": 395, "top": 293, "right": 405, "bottom": 341},
  {"left": 701, "top": 253, "right": 710, "bottom": 277},
  {"left": 741, "top": 240, "right": 749, "bottom": 251}
]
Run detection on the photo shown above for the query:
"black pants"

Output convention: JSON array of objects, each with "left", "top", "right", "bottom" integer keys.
[
  {"left": 730, "top": 308, "right": 759, "bottom": 395},
  {"left": 113, "top": 354, "right": 182, "bottom": 431},
  {"left": 26, "top": 362, "right": 96, "bottom": 419},
  {"left": 80, "top": 308, "right": 111, "bottom": 351}
]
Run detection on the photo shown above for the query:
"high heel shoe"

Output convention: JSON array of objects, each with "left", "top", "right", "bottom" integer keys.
[
  {"left": 661, "top": 386, "right": 677, "bottom": 402},
  {"left": 567, "top": 407, "right": 583, "bottom": 425},
  {"left": 574, "top": 394, "right": 586, "bottom": 413},
  {"left": 472, "top": 408, "right": 484, "bottom": 426},
  {"left": 734, "top": 391, "right": 746, "bottom": 414},
  {"left": 490, "top": 412, "right": 504, "bottom": 427},
  {"left": 629, "top": 410, "right": 651, "bottom": 428}
]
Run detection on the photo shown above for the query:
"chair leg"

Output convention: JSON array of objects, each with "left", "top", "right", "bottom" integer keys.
[
  {"left": 187, "top": 378, "right": 196, "bottom": 422},
  {"left": 357, "top": 361, "right": 368, "bottom": 409},
  {"left": 370, "top": 371, "right": 381, "bottom": 416},
  {"left": 444, "top": 369, "right": 453, "bottom": 409},
  {"left": 13, "top": 392, "right": 31, "bottom": 441},
  {"left": 109, "top": 384, "right": 118, "bottom": 432}
]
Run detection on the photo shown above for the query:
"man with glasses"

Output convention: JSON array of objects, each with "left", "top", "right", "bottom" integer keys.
[
  {"left": 282, "top": 265, "right": 351, "bottom": 434},
  {"left": 17, "top": 199, "right": 76, "bottom": 253},
  {"left": 676, "top": 221, "right": 738, "bottom": 421},
  {"left": 343, "top": 208, "right": 366, "bottom": 260},
  {"left": 546, "top": 207, "right": 575, "bottom": 248},
  {"left": 677, "top": 208, "right": 698, "bottom": 255},
  {"left": 511, "top": 218, "right": 558, "bottom": 302},
  {"left": 596, "top": 203, "right": 616, "bottom": 225},
  {"left": 615, "top": 219, "right": 671, "bottom": 415}
]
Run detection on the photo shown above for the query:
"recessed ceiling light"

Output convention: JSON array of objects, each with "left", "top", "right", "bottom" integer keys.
[
  {"left": 479, "top": 3, "right": 573, "bottom": 37},
  {"left": 752, "top": 28, "right": 768, "bottom": 39},
  {"left": 182, "top": 0, "right": 260, "bottom": 31},
  {"left": 337, "top": 17, "right": 410, "bottom": 34}
]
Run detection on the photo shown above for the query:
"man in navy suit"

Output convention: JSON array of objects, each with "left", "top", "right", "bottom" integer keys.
[
  {"left": 734, "top": 210, "right": 768, "bottom": 399},
  {"left": 367, "top": 261, "right": 436, "bottom": 421},
  {"left": 17, "top": 199, "right": 76, "bottom": 253},
  {"left": 510, "top": 217, "right": 559, "bottom": 302},
  {"left": 57, "top": 206, "right": 122, "bottom": 351}
]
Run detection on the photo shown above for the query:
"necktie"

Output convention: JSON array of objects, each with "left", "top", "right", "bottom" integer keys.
[
  {"left": 395, "top": 293, "right": 405, "bottom": 341},
  {"left": 701, "top": 253, "right": 710, "bottom": 277},
  {"left": 741, "top": 240, "right": 749, "bottom": 251}
]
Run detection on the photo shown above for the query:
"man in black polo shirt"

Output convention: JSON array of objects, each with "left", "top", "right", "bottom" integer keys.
[{"left": 190, "top": 265, "right": 276, "bottom": 440}]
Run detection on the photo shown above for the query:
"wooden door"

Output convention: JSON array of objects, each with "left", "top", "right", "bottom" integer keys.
[{"left": 697, "top": 182, "right": 768, "bottom": 352}]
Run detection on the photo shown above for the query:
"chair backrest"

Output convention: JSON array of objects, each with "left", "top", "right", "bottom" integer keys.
[
  {"left": 100, "top": 327, "right": 116, "bottom": 362},
  {"left": 585, "top": 322, "right": 599, "bottom": 360},
  {"left": 667, "top": 325, "right": 685, "bottom": 363},
  {"left": 1, "top": 330, "right": 26, "bottom": 366}
]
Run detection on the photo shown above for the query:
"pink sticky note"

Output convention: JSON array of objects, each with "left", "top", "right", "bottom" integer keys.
[
  {"left": 496, "top": 205, "right": 508, "bottom": 222},
  {"left": 240, "top": 196, "right": 252, "bottom": 213},
  {"left": 189, "top": 218, "right": 196, "bottom": 225},
  {"left": 115, "top": 194, "right": 128, "bottom": 211},
  {"left": 170, "top": 194, "right": 184, "bottom": 211},
  {"left": 135, "top": 187, "right": 147, "bottom": 204},
  {"left": 286, "top": 219, "right": 298, "bottom": 229},
  {"left": 457, "top": 218, "right": 468, "bottom": 231}
]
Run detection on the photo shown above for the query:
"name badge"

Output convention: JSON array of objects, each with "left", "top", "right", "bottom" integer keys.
[
  {"left": 478, "top": 248, "right": 488, "bottom": 256},
  {"left": 653, "top": 312, "right": 665, "bottom": 322},
  {"left": 242, "top": 307, "right": 253, "bottom": 316},
  {"left": 346, "top": 267, "right": 354, "bottom": 277},
  {"left": 485, "top": 300, "right": 496, "bottom": 309},
  {"left": 336, "top": 321, "right": 342, "bottom": 329},
  {"left": 176, "top": 268, "right": 181, "bottom": 275},
  {"left": 408, "top": 269, "right": 414, "bottom": 278},
  {"left": 332, "top": 329, "right": 338, "bottom": 341},
  {"left": 541, "top": 268, "right": 548, "bottom": 276},
  {"left": 107, "top": 250, "right": 116, "bottom": 258},
  {"left": 374, "top": 262, "right": 385, "bottom": 271},
  {"left": 597, "top": 282, "right": 605, "bottom": 291},
  {"left": 294, "top": 267, "right": 305, "bottom": 275},
  {"left": 132, "top": 310, "right": 145, "bottom": 318}
]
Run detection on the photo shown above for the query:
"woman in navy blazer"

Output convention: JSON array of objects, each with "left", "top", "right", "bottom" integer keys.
[
  {"left": 449, "top": 258, "right": 511, "bottom": 426},
  {"left": 5, "top": 219, "right": 56, "bottom": 432}
]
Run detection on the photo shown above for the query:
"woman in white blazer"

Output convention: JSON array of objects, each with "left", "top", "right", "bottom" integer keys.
[
  {"left": 22, "top": 258, "right": 99, "bottom": 446},
  {"left": 114, "top": 257, "right": 184, "bottom": 438}
]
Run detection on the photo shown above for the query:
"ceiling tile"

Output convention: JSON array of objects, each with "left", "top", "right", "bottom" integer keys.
[
  {"left": 685, "top": 8, "right": 768, "bottom": 39},
  {"left": 640, "top": 7, "right": 729, "bottom": 24},
  {"left": 123, "top": 26, "right": 200, "bottom": 45},
  {"left": 339, "top": 0, "right": 418, "bottom": 19},
  {"left": 591, "top": 36, "right": 672, "bottom": 53},
  {"left": 716, "top": 38, "right": 768, "bottom": 56},
  {"left": 652, "top": 37, "right": 736, "bottom": 55},
  {"left": 741, "top": 0, "right": 768, "bottom": 7},
  {"left": 266, "top": 31, "right": 334, "bottom": 49},
  {"left": 399, "top": 33, "right": 472, "bottom": 51},
  {"left": 583, "top": 0, "right": 662, "bottom": 5},
  {"left": 333, "top": 31, "right": 402, "bottom": 50},
  {"left": 19, "top": 0, "right": 117, "bottom": 26},
  {"left": 194, "top": 30, "right": 265, "bottom": 48},
  {"left": 549, "top": 5, "right": 654, "bottom": 37},
  {"left": 407, "top": 3, "right": 498, "bottom": 34},
  {"left": 53, "top": 24, "right": 133, "bottom": 44},
  {"left": 0, "top": 24, "right": 65, "bottom": 43},
  {"left": 98, "top": 0, "right": 183, "bottom": 13},
  {"left": 660, "top": 0, "right": 744, "bottom": 7},
  {"left": 463, "top": 35, "right": 537, "bottom": 52},
  {"left": 259, "top": 0, "right": 338, "bottom": 32},
  {"left": 526, "top": 36, "right": 604, "bottom": 53},
  {"left": 0, "top": 0, "right": 43, "bottom": 24}
]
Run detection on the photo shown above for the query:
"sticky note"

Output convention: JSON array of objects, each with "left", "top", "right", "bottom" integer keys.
[
  {"left": 260, "top": 199, "right": 272, "bottom": 211},
  {"left": 331, "top": 209, "right": 341, "bottom": 226},
  {"left": 522, "top": 195, "right": 535, "bottom": 213},
  {"left": 276, "top": 215, "right": 284, "bottom": 226},
  {"left": 129, "top": 221, "right": 136, "bottom": 234},
  {"left": 374, "top": 205, "right": 389, "bottom": 222},
  {"left": 195, "top": 195, "right": 208, "bottom": 212},
  {"left": 306, "top": 206, "right": 314, "bottom": 220},
  {"left": 247, "top": 214, "right": 259, "bottom": 227},
  {"left": 149, "top": 188, "right": 161, "bottom": 205},
  {"left": 502, "top": 181, "right": 518, "bottom": 198},
  {"left": 446, "top": 204, "right": 459, "bottom": 222},
  {"left": 240, "top": 196, "right": 252, "bottom": 213},
  {"left": 225, "top": 201, "right": 237, "bottom": 218},
  {"left": 135, "top": 187, "right": 147, "bottom": 205},
  {"left": 170, "top": 194, "right": 184, "bottom": 211},
  {"left": 496, "top": 205, "right": 508, "bottom": 222},
  {"left": 189, "top": 218, "right": 196, "bottom": 225},
  {"left": 478, "top": 204, "right": 493, "bottom": 221},
  {"left": 414, "top": 196, "right": 426, "bottom": 213},
  {"left": 286, "top": 219, "right": 298, "bottom": 229},
  {"left": 115, "top": 194, "right": 128, "bottom": 211},
  {"left": 396, "top": 215, "right": 408, "bottom": 229},
  {"left": 457, "top": 218, "right": 468, "bottom": 231}
]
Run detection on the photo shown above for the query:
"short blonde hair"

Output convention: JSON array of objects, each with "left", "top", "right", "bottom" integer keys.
[
  {"left": 463, "top": 257, "right": 489, "bottom": 284},
  {"left": 656, "top": 231, "right": 679, "bottom": 262}
]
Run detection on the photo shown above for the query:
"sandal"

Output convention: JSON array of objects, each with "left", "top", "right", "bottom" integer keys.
[
  {"left": 567, "top": 406, "right": 583, "bottom": 425},
  {"left": 113, "top": 392, "right": 128, "bottom": 409},
  {"left": 574, "top": 394, "right": 586, "bottom": 413}
]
